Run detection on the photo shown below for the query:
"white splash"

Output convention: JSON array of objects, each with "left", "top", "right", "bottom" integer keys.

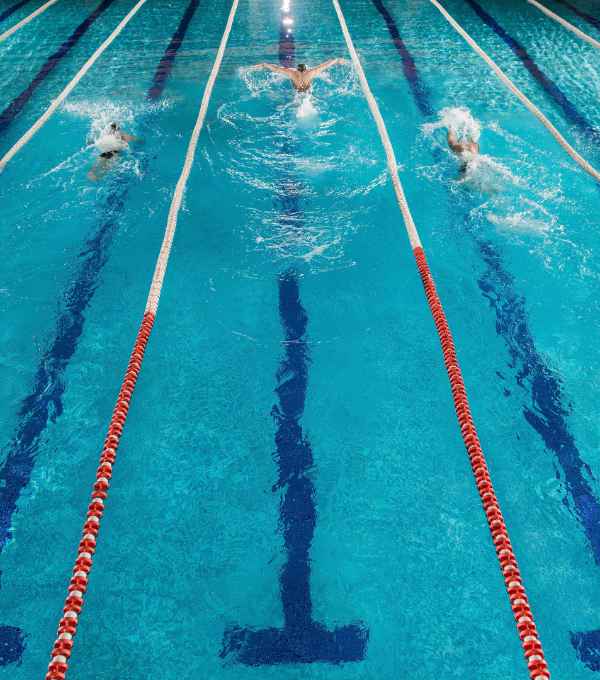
[
  {"left": 459, "top": 153, "right": 521, "bottom": 193},
  {"left": 423, "top": 106, "right": 481, "bottom": 143},
  {"left": 62, "top": 99, "right": 137, "bottom": 141},
  {"left": 296, "top": 94, "right": 318, "bottom": 120}
]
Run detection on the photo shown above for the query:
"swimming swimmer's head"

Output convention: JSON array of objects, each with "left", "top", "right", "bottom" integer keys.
[
  {"left": 297, "top": 63, "right": 307, "bottom": 72},
  {"left": 110, "top": 122, "right": 119, "bottom": 132}
]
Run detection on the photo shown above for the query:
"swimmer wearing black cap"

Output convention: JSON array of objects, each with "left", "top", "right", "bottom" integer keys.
[{"left": 249, "top": 59, "right": 345, "bottom": 92}]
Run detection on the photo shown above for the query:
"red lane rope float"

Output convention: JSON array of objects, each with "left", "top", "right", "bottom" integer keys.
[
  {"left": 45, "top": 312, "right": 155, "bottom": 680},
  {"left": 414, "top": 247, "right": 549, "bottom": 680},
  {"left": 331, "top": 0, "right": 551, "bottom": 676}
]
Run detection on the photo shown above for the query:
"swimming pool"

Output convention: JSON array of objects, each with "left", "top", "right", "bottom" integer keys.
[{"left": 2, "top": 0, "right": 600, "bottom": 676}]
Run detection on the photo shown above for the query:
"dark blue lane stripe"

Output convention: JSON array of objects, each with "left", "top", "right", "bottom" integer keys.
[
  {"left": 465, "top": 0, "right": 600, "bottom": 143},
  {"left": 0, "top": 0, "right": 116, "bottom": 133},
  {"left": 0, "top": 0, "right": 30, "bottom": 24},
  {"left": 0, "top": 0, "right": 201, "bottom": 665},
  {"left": 374, "top": 0, "right": 600, "bottom": 669},
  {"left": 554, "top": 0, "right": 600, "bottom": 32},
  {"left": 371, "top": 0, "right": 432, "bottom": 117},
  {"left": 221, "top": 17, "right": 367, "bottom": 666},
  {"left": 147, "top": 0, "right": 199, "bottom": 100}
]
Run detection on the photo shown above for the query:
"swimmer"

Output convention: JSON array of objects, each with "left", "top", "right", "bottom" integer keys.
[
  {"left": 248, "top": 58, "right": 345, "bottom": 92},
  {"left": 447, "top": 129, "right": 479, "bottom": 175},
  {"left": 88, "top": 122, "right": 137, "bottom": 181}
]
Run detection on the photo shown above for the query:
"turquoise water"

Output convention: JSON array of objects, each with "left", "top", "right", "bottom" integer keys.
[{"left": 2, "top": 0, "right": 600, "bottom": 677}]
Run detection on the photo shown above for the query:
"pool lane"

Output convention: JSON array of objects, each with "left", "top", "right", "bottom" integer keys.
[
  {"left": 554, "top": 0, "right": 600, "bottom": 32},
  {"left": 463, "top": 0, "right": 600, "bottom": 146},
  {"left": 367, "top": 0, "right": 600, "bottom": 672},
  {"left": 371, "top": 0, "right": 432, "bottom": 118},
  {"left": 0, "top": 0, "right": 30, "bottom": 24},
  {"left": 0, "top": 0, "right": 201, "bottom": 668},
  {"left": 0, "top": 0, "right": 118, "bottom": 133},
  {"left": 221, "top": 7, "right": 368, "bottom": 665},
  {"left": 372, "top": 0, "right": 600, "bottom": 564}
]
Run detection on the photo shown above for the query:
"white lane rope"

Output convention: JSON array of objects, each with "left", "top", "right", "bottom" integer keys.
[
  {"left": 527, "top": 0, "right": 600, "bottom": 50},
  {"left": 330, "top": 0, "right": 422, "bottom": 248},
  {"left": 428, "top": 0, "right": 600, "bottom": 183},
  {"left": 145, "top": 0, "right": 239, "bottom": 314},
  {"left": 0, "top": 0, "right": 60, "bottom": 44},
  {"left": 0, "top": 0, "right": 149, "bottom": 172}
]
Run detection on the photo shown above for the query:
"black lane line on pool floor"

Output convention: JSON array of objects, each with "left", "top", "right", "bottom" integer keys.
[
  {"left": 0, "top": 0, "right": 117, "bottom": 134},
  {"left": 0, "top": 0, "right": 201, "bottom": 665},
  {"left": 0, "top": 0, "right": 31, "bottom": 24},
  {"left": 220, "top": 13, "right": 368, "bottom": 667},
  {"left": 373, "top": 0, "right": 600, "bottom": 670},
  {"left": 554, "top": 0, "right": 600, "bottom": 33}
]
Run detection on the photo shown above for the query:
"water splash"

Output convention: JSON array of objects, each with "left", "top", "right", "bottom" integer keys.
[
  {"left": 423, "top": 106, "right": 481, "bottom": 143},
  {"left": 296, "top": 93, "right": 318, "bottom": 121}
]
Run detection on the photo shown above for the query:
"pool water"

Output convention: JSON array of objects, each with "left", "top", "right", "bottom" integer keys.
[{"left": 2, "top": 0, "right": 600, "bottom": 677}]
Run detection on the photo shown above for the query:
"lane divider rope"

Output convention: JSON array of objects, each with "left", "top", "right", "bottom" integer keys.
[
  {"left": 0, "top": 0, "right": 148, "bottom": 172},
  {"left": 428, "top": 0, "right": 600, "bottom": 183},
  {"left": 0, "top": 0, "right": 60, "bottom": 44},
  {"left": 527, "top": 0, "right": 600, "bottom": 50},
  {"left": 331, "top": 0, "right": 550, "bottom": 677},
  {"left": 43, "top": 0, "right": 240, "bottom": 677}
]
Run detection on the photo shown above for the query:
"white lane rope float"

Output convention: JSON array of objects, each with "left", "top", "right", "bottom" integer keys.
[
  {"left": 43, "top": 0, "right": 240, "bottom": 678},
  {"left": 330, "top": 0, "right": 551, "bottom": 677},
  {"left": 330, "top": 8, "right": 421, "bottom": 248},
  {"left": 0, "top": 0, "right": 60, "bottom": 44},
  {"left": 146, "top": 0, "right": 239, "bottom": 314},
  {"left": 428, "top": 0, "right": 600, "bottom": 183},
  {"left": 527, "top": 0, "right": 600, "bottom": 50},
  {"left": 0, "top": 0, "right": 149, "bottom": 172}
]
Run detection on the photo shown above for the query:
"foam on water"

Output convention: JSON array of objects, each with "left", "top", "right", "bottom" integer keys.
[
  {"left": 296, "top": 93, "right": 318, "bottom": 121},
  {"left": 63, "top": 99, "right": 138, "bottom": 140},
  {"left": 212, "top": 66, "right": 378, "bottom": 271},
  {"left": 423, "top": 106, "right": 481, "bottom": 144},
  {"left": 459, "top": 153, "right": 522, "bottom": 193}
]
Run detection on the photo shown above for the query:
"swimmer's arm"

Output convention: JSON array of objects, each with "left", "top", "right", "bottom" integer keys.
[
  {"left": 121, "top": 133, "right": 138, "bottom": 143},
  {"left": 248, "top": 62, "right": 290, "bottom": 76},
  {"left": 447, "top": 130, "right": 464, "bottom": 154},
  {"left": 308, "top": 58, "right": 343, "bottom": 77}
]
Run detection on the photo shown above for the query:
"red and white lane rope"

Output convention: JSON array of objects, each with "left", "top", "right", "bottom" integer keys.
[
  {"left": 0, "top": 0, "right": 60, "bottom": 44},
  {"left": 331, "top": 0, "right": 550, "bottom": 678},
  {"left": 43, "top": 0, "right": 240, "bottom": 677},
  {"left": 0, "top": 0, "right": 149, "bottom": 172},
  {"left": 527, "top": 0, "right": 600, "bottom": 50},
  {"left": 428, "top": 0, "right": 600, "bottom": 183}
]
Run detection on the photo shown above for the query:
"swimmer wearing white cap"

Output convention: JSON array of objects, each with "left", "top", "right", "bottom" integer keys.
[{"left": 88, "top": 123, "right": 137, "bottom": 182}]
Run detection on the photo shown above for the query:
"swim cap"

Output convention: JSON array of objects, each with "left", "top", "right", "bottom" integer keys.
[{"left": 297, "top": 63, "right": 307, "bottom": 72}]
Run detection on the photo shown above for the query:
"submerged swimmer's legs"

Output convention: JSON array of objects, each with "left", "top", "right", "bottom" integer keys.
[{"left": 87, "top": 150, "right": 120, "bottom": 182}]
